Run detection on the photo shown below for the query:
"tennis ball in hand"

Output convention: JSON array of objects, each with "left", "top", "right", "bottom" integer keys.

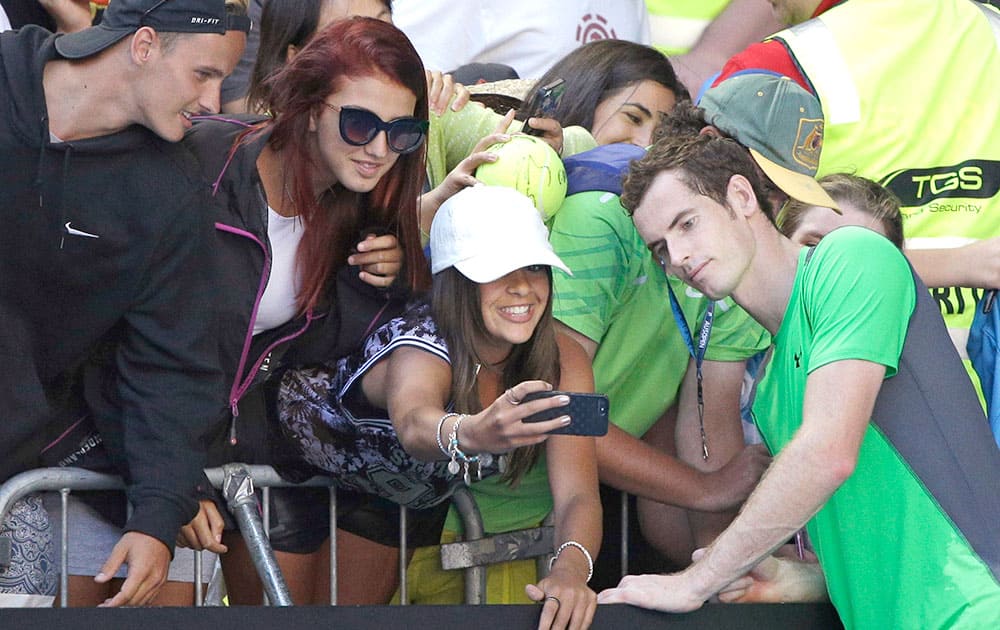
[{"left": 474, "top": 135, "right": 567, "bottom": 221}]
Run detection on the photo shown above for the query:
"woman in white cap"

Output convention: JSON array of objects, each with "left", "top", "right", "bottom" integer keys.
[{"left": 279, "top": 185, "right": 601, "bottom": 628}]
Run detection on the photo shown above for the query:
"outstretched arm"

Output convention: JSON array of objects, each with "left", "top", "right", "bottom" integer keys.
[
  {"left": 668, "top": 0, "right": 783, "bottom": 97},
  {"left": 599, "top": 358, "right": 882, "bottom": 611},
  {"left": 371, "top": 346, "right": 572, "bottom": 460},
  {"left": 906, "top": 237, "right": 1000, "bottom": 289},
  {"left": 593, "top": 357, "right": 768, "bottom": 512}
]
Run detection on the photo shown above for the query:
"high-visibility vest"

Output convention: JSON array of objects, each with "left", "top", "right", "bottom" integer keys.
[
  {"left": 645, "top": 0, "right": 729, "bottom": 56},
  {"left": 776, "top": 0, "right": 1000, "bottom": 361}
]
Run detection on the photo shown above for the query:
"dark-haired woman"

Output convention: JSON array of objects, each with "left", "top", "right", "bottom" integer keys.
[
  {"left": 420, "top": 38, "right": 684, "bottom": 233},
  {"left": 279, "top": 185, "right": 601, "bottom": 628}
]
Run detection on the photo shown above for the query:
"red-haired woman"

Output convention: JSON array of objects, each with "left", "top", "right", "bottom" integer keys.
[{"left": 181, "top": 17, "right": 432, "bottom": 604}]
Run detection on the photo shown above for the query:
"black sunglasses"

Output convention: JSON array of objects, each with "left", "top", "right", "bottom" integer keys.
[{"left": 325, "top": 104, "right": 428, "bottom": 155}]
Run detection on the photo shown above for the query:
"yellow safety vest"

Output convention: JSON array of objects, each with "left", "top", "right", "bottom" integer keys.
[
  {"left": 645, "top": 0, "right": 729, "bottom": 56},
  {"left": 776, "top": 0, "right": 1000, "bottom": 365}
]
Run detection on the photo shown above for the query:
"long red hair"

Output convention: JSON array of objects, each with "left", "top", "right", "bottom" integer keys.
[{"left": 251, "top": 17, "right": 431, "bottom": 311}]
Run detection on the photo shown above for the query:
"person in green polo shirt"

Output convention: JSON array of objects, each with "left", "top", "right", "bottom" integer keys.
[{"left": 598, "top": 126, "right": 1000, "bottom": 630}]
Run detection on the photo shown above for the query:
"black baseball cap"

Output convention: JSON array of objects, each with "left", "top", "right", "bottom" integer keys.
[{"left": 55, "top": 0, "right": 251, "bottom": 60}]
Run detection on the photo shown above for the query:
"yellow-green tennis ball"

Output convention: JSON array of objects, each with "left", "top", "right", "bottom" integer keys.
[{"left": 474, "top": 135, "right": 567, "bottom": 221}]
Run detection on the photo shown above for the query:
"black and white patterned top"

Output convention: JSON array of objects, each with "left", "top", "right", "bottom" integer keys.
[{"left": 278, "top": 303, "right": 495, "bottom": 509}]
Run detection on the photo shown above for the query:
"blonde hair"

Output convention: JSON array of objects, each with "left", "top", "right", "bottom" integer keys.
[{"left": 778, "top": 173, "right": 904, "bottom": 248}]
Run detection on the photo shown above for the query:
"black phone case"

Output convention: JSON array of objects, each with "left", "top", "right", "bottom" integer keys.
[
  {"left": 521, "top": 391, "right": 609, "bottom": 436},
  {"left": 522, "top": 79, "right": 565, "bottom": 136}
]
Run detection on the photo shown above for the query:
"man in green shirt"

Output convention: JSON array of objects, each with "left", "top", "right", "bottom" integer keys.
[{"left": 598, "top": 127, "right": 1000, "bottom": 628}]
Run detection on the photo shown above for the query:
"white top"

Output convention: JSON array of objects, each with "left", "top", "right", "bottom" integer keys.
[
  {"left": 391, "top": 0, "right": 650, "bottom": 79},
  {"left": 254, "top": 207, "right": 304, "bottom": 335},
  {"left": 0, "top": 6, "right": 12, "bottom": 33}
]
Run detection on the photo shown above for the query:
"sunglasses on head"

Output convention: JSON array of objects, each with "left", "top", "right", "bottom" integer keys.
[{"left": 324, "top": 104, "right": 428, "bottom": 155}]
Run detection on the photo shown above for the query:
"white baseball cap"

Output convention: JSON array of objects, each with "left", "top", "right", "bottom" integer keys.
[{"left": 430, "top": 185, "right": 572, "bottom": 283}]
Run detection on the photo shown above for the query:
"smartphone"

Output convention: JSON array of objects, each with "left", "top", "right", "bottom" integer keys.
[
  {"left": 522, "top": 78, "right": 566, "bottom": 137},
  {"left": 521, "top": 391, "right": 609, "bottom": 436}
]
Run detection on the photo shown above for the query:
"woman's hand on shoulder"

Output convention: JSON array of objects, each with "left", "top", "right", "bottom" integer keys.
[
  {"left": 461, "top": 380, "right": 571, "bottom": 453},
  {"left": 526, "top": 566, "right": 597, "bottom": 630},
  {"left": 350, "top": 233, "right": 402, "bottom": 288}
]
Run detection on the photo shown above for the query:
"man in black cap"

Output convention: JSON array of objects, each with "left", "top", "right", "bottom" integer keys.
[{"left": 0, "top": 0, "right": 248, "bottom": 607}]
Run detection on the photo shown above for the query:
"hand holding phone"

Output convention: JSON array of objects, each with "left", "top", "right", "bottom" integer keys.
[
  {"left": 522, "top": 78, "right": 566, "bottom": 137},
  {"left": 521, "top": 391, "right": 609, "bottom": 436}
]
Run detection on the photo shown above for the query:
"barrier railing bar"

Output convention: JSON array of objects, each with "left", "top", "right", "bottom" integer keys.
[
  {"left": 194, "top": 548, "right": 204, "bottom": 606},
  {"left": 60, "top": 488, "right": 69, "bottom": 608},
  {"left": 221, "top": 464, "right": 291, "bottom": 606},
  {"left": 398, "top": 506, "right": 408, "bottom": 605},
  {"left": 448, "top": 486, "right": 487, "bottom": 605},
  {"left": 3, "top": 467, "right": 639, "bottom": 608},
  {"left": 328, "top": 487, "right": 337, "bottom": 605},
  {"left": 621, "top": 490, "right": 629, "bottom": 578}
]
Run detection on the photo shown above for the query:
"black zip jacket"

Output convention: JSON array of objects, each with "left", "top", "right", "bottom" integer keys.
[
  {"left": 0, "top": 27, "right": 224, "bottom": 550},
  {"left": 182, "top": 116, "right": 408, "bottom": 474}
]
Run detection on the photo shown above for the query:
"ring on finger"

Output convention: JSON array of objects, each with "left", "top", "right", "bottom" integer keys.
[
  {"left": 545, "top": 595, "right": 561, "bottom": 607},
  {"left": 505, "top": 388, "right": 520, "bottom": 405}
]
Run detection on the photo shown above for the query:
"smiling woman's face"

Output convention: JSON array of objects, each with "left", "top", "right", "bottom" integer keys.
[
  {"left": 308, "top": 74, "right": 416, "bottom": 193},
  {"left": 590, "top": 80, "right": 677, "bottom": 148},
  {"left": 475, "top": 265, "right": 550, "bottom": 363}
]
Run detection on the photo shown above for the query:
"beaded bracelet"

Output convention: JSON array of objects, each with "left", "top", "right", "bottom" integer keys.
[
  {"left": 548, "top": 540, "right": 594, "bottom": 583},
  {"left": 436, "top": 412, "right": 461, "bottom": 458},
  {"left": 449, "top": 414, "right": 498, "bottom": 484}
]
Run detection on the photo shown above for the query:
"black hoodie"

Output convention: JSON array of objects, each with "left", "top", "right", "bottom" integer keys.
[{"left": 0, "top": 27, "right": 224, "bottom": 551}]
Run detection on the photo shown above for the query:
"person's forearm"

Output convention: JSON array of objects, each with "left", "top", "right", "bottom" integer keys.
[
  {"left": 906, "top": 239, "right": 1000, "bottom": 289},
  {"left": 672, "top": 0, "right": 783, "bottom": 96},
  {"left": 683, "top": 430, "right": 848, "bottom": 598},
  {"left": 690, "top": 0, "right": 782, "bottom": 59},
  {"left": 418, "top": 189, "right": 446, "bottom": 243},
  {"left": 551, "top": 490, "right": 603, "bottom": 580},
  {"left": 906, "top": 247, "right": 966, "bottom": 288},
  {"left": 396, "top": 405, "right": 454, "bottom": 461},
  {"left": 597, "top": 424, "right": 710, "bottom": 509}
]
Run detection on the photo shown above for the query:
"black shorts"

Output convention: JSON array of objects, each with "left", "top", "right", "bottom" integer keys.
[{"left": 264, "top": 485, "right": 450, "bottom": 554}]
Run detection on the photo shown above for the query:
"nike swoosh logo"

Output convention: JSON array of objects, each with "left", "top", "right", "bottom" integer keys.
[{"left": 65, "top": 222, "right": 100, "bottom": 239}]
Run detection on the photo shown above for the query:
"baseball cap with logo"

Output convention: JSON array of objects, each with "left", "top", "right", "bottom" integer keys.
[
  {"left": 55, "top": 0, "right": 251, "bottom": 60},
  {"left": 699, "top": 72, "right": 840, "bottom": 211},
  {"left": 430, "top": 185, "right": 571, "bottom": 283}
]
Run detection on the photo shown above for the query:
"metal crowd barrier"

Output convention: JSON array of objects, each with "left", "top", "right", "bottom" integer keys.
[{"left": 2, "top": 465, "right": 617, "bottom": 607}]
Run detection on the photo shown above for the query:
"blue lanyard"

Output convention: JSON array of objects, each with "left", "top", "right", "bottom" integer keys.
[{"left": 667, "top": 279, "right": 716, "bottom": 460}]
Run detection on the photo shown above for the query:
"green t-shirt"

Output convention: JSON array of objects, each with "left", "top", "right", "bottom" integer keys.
[
  {"left": 752, "top": 226, "right": 1000, "bottom": 628},
  {"left": 551, "top": 190, "right": 769, "bottom": 437}
]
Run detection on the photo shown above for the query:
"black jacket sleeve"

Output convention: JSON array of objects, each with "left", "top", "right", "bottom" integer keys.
[{"left": 87, "top": 185, "right": 225, "bottom": 551}]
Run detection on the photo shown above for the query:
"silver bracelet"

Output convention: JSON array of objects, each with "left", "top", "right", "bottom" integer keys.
[
  {"left": 436, "top": 412, "right": 460, "bottom": 458},
  {"left": 548, "top": 540, "right": 594, "bottom": 583}
]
